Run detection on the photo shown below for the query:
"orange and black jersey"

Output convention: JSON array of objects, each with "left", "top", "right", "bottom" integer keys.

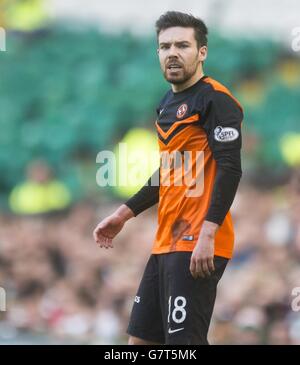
[{"left": 126, "top": 76, "right": 243, "bottom": 259}]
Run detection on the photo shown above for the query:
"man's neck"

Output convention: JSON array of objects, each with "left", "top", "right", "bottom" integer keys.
[{"left": 171, "top": 70, "right": 204, "bottom": 93}]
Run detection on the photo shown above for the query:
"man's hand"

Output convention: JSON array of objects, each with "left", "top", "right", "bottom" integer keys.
[
  {"left": 190, "top": 221, "right": 219, "bottom": 279},
  {"left": 93, "top": 204, "right": 134, "bottom": 249}
]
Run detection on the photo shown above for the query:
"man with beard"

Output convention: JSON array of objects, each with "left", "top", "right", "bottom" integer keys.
[{"left": 93, "top": 11, "right": 243, "bottom": 345}]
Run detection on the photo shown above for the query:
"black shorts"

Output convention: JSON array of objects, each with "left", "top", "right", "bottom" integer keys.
[{"left": 127, "top": 252, "right": 228, "bottom": 345}]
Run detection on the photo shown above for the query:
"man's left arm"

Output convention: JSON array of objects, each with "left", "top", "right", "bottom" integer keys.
[{"left": 190, "top": 91, "right": 243, "bottom": 278}]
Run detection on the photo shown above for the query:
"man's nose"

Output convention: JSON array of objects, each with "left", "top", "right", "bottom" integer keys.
[{"left": 168, "top": 44, "right": 179, "bottom": 57}]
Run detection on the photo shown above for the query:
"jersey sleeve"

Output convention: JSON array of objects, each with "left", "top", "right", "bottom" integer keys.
[
  {"left": 201, "top": 90, "right": 243, "bottom": 225},
  {"left": 124, "top": 168, "right": 160, "bottom": 216},
  {"left": 202, "top": 90, "right": 243, "bottom": 153}
]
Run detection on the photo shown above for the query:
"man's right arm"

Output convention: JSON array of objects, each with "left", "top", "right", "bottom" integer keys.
[
  {"left": 124, "top": 168, "right": 160, "bottom": 216},
  {"left": 93, "top": 168, "right": 160, "bottom": 248}
]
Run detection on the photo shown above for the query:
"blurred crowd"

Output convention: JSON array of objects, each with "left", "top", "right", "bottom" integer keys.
[
  {"left": 1, "top": 0, "right": 300, "bottom": 346},
  {"left": 1, "top": 170, "right": 300, "bottom": 345}
]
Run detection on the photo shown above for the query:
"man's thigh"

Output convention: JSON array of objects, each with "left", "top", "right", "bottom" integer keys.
[
  {"left": 160, "top": 253, "right": 228, "bottom": 345},
  {"left": 127, "top": 255, "right": 165, "bottom": 344}
]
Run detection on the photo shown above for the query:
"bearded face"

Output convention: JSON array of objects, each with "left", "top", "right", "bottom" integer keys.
[{"left": 157, "top": 27, "right": 207, "bottom": 89}]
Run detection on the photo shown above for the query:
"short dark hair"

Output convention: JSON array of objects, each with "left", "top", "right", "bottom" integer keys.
[{"left": 155, "top": 11, "right": 208, "bottom": 48}]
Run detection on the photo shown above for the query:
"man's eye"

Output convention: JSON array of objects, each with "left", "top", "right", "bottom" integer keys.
[{"left": 179, "top": 44, "right": 188, "bottom": 48}]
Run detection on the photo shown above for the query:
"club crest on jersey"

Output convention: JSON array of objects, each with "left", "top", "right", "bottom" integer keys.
[
  {"left": 176, "top": 103, "right": 188, "bottom": 119},
  {"left": 214, "top": 126, "right": 239, "bottom": 142}
]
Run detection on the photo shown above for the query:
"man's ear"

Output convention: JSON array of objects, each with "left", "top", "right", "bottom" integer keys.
[{"left": 198, "top": 46, "right": 208, "bottom": 62}]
